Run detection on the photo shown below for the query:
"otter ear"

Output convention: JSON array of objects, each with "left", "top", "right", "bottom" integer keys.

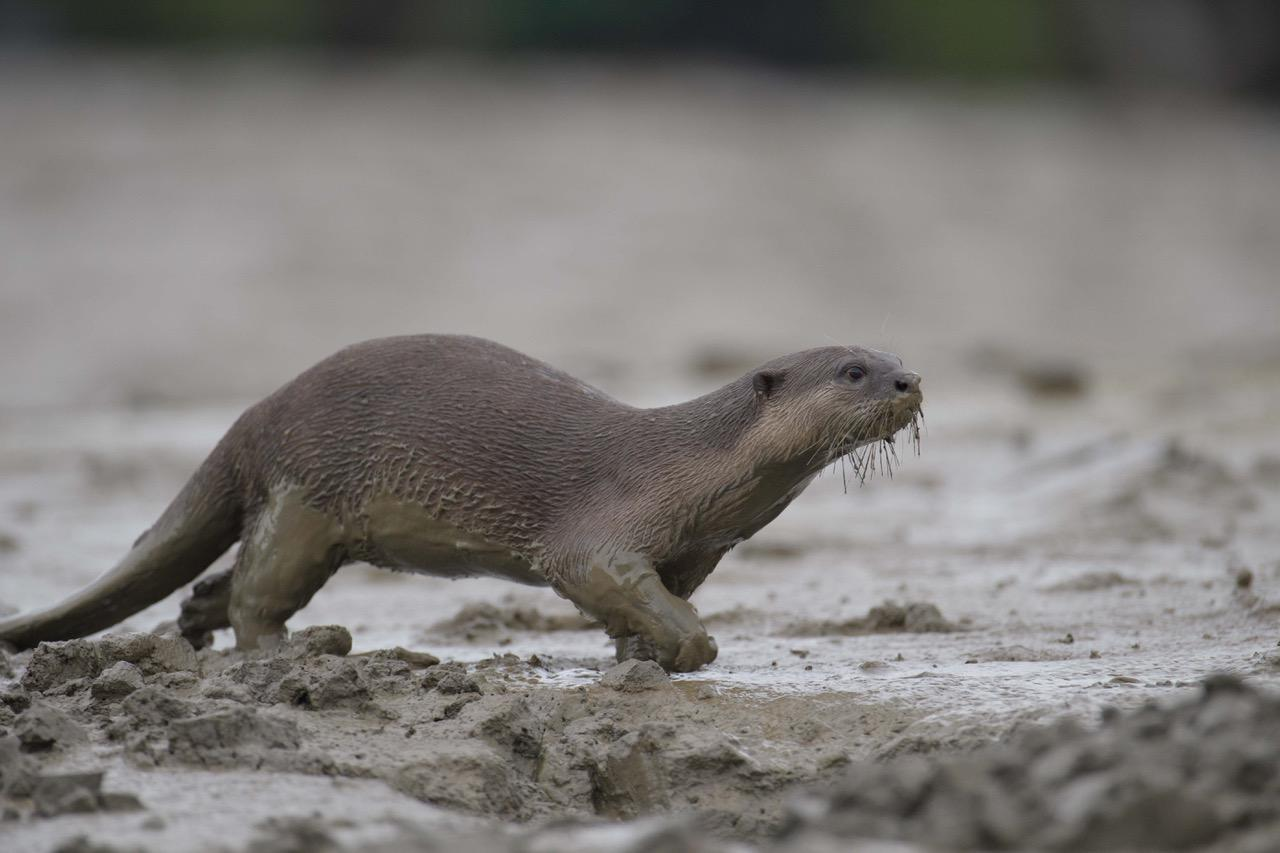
[{"left": 753, "top": 369, "right": 785, "bottom": 399}]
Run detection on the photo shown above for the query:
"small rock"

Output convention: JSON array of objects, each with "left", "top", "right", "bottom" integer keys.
[
  {"left": 599, "top": 659, "right": 669, "bottom": 692},
  {"left": 91, "top": 661, "right": 145, "bottom": 701}
]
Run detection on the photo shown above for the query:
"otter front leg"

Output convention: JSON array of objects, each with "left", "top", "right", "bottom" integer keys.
[
  {"left": 614, "top": 551, "right": 722, "bottom": 665},
  {"left": 558, "top": 552, "right": 717, "bottom": 673}
]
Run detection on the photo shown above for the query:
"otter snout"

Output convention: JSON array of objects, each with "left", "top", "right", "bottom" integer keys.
[{"left": 893, "top": 372, "right": 922, "bottom": 395}]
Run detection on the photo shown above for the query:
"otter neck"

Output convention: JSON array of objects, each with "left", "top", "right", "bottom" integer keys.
[{"left": 643, "top": 378, "right": 826, "bottom": 525}]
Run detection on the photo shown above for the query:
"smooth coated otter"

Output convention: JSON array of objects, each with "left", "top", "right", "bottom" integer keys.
[{"left": 0, "top": 335, "right": 922, "bottom": 671}]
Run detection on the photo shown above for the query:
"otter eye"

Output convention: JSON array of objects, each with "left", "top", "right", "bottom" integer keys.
[{"left": 845, "top": 366, "right": 865, "bottom": 382}]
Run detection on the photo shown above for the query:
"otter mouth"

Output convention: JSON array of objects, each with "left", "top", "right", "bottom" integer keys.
[{"left": 821, "top": 399, "right": 923, "bottom": 489}]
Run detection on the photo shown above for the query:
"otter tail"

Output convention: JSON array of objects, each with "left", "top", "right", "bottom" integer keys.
[{"left": 0, "top": 442, "right": 243, "bottom": 650}]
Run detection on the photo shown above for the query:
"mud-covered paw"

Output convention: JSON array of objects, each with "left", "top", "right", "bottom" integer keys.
[
  {"left": 666, "top": 633, "right": 718, "bottom": 673},
  {"left": 177, "top": 569, "right": 234, "bottom": 650}
]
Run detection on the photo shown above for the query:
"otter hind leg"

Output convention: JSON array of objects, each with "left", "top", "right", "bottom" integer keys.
[
  {"left": 228, "top": 489, "right": 347, "bottom": 650},
  {"left": 178, "top": 569, "right": 233, "bottom": 649}
]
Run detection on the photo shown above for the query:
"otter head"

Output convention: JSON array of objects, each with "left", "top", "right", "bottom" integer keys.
[{"left": 749, "top": 346, "right": 923, "bottom": 475}]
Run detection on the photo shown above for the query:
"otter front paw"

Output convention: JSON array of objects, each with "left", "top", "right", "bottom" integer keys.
[{"left": 663, "top": 632, "right": 718, "bottom": 673}]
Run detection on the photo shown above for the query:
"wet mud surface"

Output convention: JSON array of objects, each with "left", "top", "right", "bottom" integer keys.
[{"left": 4, "top": 57, "right": 1280, "bottom": 852}]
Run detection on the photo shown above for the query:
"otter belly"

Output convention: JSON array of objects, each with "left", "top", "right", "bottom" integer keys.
[{"left": 360, "top": 496, "right": 546, "bottom": 586}]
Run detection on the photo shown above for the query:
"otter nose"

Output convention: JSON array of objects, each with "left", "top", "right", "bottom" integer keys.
[{"left": 893, "top": 372, "right": 921, "bottom": 394}]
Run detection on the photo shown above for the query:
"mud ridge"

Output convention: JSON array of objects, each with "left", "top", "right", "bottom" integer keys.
[{"left": 784, "top": 600, "right": 962, "bottom": 637}]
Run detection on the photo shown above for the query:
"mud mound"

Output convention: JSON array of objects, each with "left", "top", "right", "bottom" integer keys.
[
  {"left": 702, "top": 606, "right": 769, "bottom": 628},
  {"left": 781, "top": 676, "right": 1280, "bottom": 851},
  {"left": 964, "top": 645, "right": 1074, "bottom": 663},
  {"left": 1064, "top": 441, "right": 1259, "bottom": 545},
  {"left": 1043, "top": 571, "right": 1136, "bottom": 593},
  {"left": 427, "top": 603, "right": 595, "bottom": 640},
  {"left": 785, "top": 601, "right": 961, "bottom": 637},
  {"left": 20, "top": 633, "right": 197, "bottom": 693}
]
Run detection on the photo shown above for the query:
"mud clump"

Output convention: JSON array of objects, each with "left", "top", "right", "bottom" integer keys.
[
  {"left": 31, "top": 771, "right": 143, "bottom": 818},
  {"left": 782, "top": 676, "right": 1280, "bottom": 851},
  {"left": 0, "top": 734, "right": 38, "bottom": 795},
  {"left": 600, "top": 659, "right": 670, "bottom": 692},
  {"left": 428, "top": 602, "right": 594, "bottom": 640},
  {"left": 592, "top": 721, "right": 768, "bottom": 832},
  {"left": 105, "top": 678, "right": 333, "bottom": 775},
  {"left": 118, "top": 685, "right": 197, "bottom": 727},
  {"left": 20, "top": 633, "right": 197, "bottom": 693},
  {"left": 422, "top": 662, "right": 483, "bottom": 696},
  {"left": 14, "top": 701, "right": 87, "bottom": 752},
  {"left": 220, "top": 656, "right": 376, "bottom": 710},
  {"left": 96, "top": 632, "right": 199, "bottom": 675},
  {"left": 786, "top": 601, "right": 960, "bottom": 637},
  {"left": 395, "top": 743, "right": 537, "bottom": 819},
  {"left": 19, "top": 639, "right": 102, "bottom": 693},
  {"left": 284, "top": 625, "right": 352, "bottom": 658},
  {"left": 166, "top": 707, "right": 304, "bottom": 768},
  {"left": 209, "top": 629, "right": 413, "bottom": 712}
]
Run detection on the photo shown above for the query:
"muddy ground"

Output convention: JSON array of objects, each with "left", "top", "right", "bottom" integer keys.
[{"left": 2, "top": 56, "right": 1280, "bottom": 852}]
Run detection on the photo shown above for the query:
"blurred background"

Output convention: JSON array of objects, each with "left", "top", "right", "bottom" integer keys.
[{"left": 1, "top": 0, "right": 1279, "bottom": 412}]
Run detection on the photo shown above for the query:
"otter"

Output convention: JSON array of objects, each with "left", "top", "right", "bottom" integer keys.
[{"left": 0, "top": 335, "right": 922, "bottom": 672}]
